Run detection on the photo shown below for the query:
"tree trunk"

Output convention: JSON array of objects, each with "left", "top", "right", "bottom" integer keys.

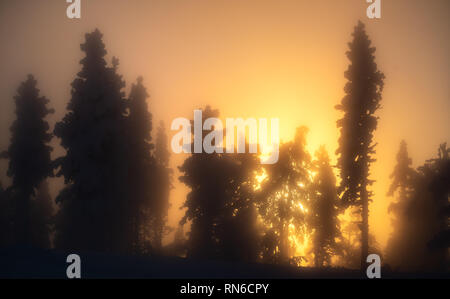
[
  {"left": 16, "top": 190, "right": 31, "bottom": 246},
  {"left": 279, "top": 222, "right": 289, "bottom": 263},
  {"left": 360, "top": 184, "right": 369, "bottom": 272}
]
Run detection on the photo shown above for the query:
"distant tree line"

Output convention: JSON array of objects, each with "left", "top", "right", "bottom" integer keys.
[{"left": 0, "top": 30, "right": 172, "bottom": 255}]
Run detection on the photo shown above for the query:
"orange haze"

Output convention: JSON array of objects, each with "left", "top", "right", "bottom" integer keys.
[{"left": 0, "top": 0, "right": 449, "bottom": 250}]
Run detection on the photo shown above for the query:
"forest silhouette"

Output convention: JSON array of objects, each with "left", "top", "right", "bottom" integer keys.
[{"left": 0, "top": 22, "right": 448, "bottom": 277}]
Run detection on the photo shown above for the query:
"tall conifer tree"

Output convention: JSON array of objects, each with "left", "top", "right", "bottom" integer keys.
[
  {"left": 151, "top": 121, "right": 172, "bottom": 252},
  {"left": 309, "top": 146, "right": 340, "bottom": 267},
  {"left": 54, "top": 30, "right": 129, "bottom": 252},
  {"left": 126, "top": 77, "right": 155, "bottom": 253},
  {"left": 1, "top": 75, "right": 54, "bottom": 246},
  {"left": 335, "top": 21, "right": 385, "bottom": 270}
]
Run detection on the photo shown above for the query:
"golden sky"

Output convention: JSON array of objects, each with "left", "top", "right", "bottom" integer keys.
[{"left": 0, "top": 0, "right": 449, "bottom": 248}]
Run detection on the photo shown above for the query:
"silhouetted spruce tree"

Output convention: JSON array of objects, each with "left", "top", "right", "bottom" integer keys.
[
  {"left": 385, "top": 141, "right": 415, "bottom": 267},
  {"left": 309, "top": 146, "right": 340, "bottom": 267},
  {"left": 179, "top": 106, "right": 261, "bottom": 262},
  {"left": 386, "top": 143, "right": 449, "bottom": 272},
  {"left": 126, "top": 77, "right": 155, "bottom": 254},
  {"left": 335, "top": 21, "right": 385, "bottom": 270},
  {"left": 151, "top": 121, "right": 172, "bottom": 252},
  {"left": 417, "top": 143, "right": 449, "bottom": 271},
  {"left": 179, "top": 106, "right": 222, "bottom": 259},
  {"left": 217, "top": 152, "right": 261, "bottom": 262},
  {"left": 426, "top": 143, "right": 450, "bottom": 269},
  {"left": 387, "top": 141, "right": 416, "bottom": 199},
  {"left": 258, "top": 126, "right": 311, "bottom": 264},
  {"left": 0, "top": 75, "right": 54, "bottom": 246},
  {"left": 53, "top": 30, "right": 129, "bottom": 253}
]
